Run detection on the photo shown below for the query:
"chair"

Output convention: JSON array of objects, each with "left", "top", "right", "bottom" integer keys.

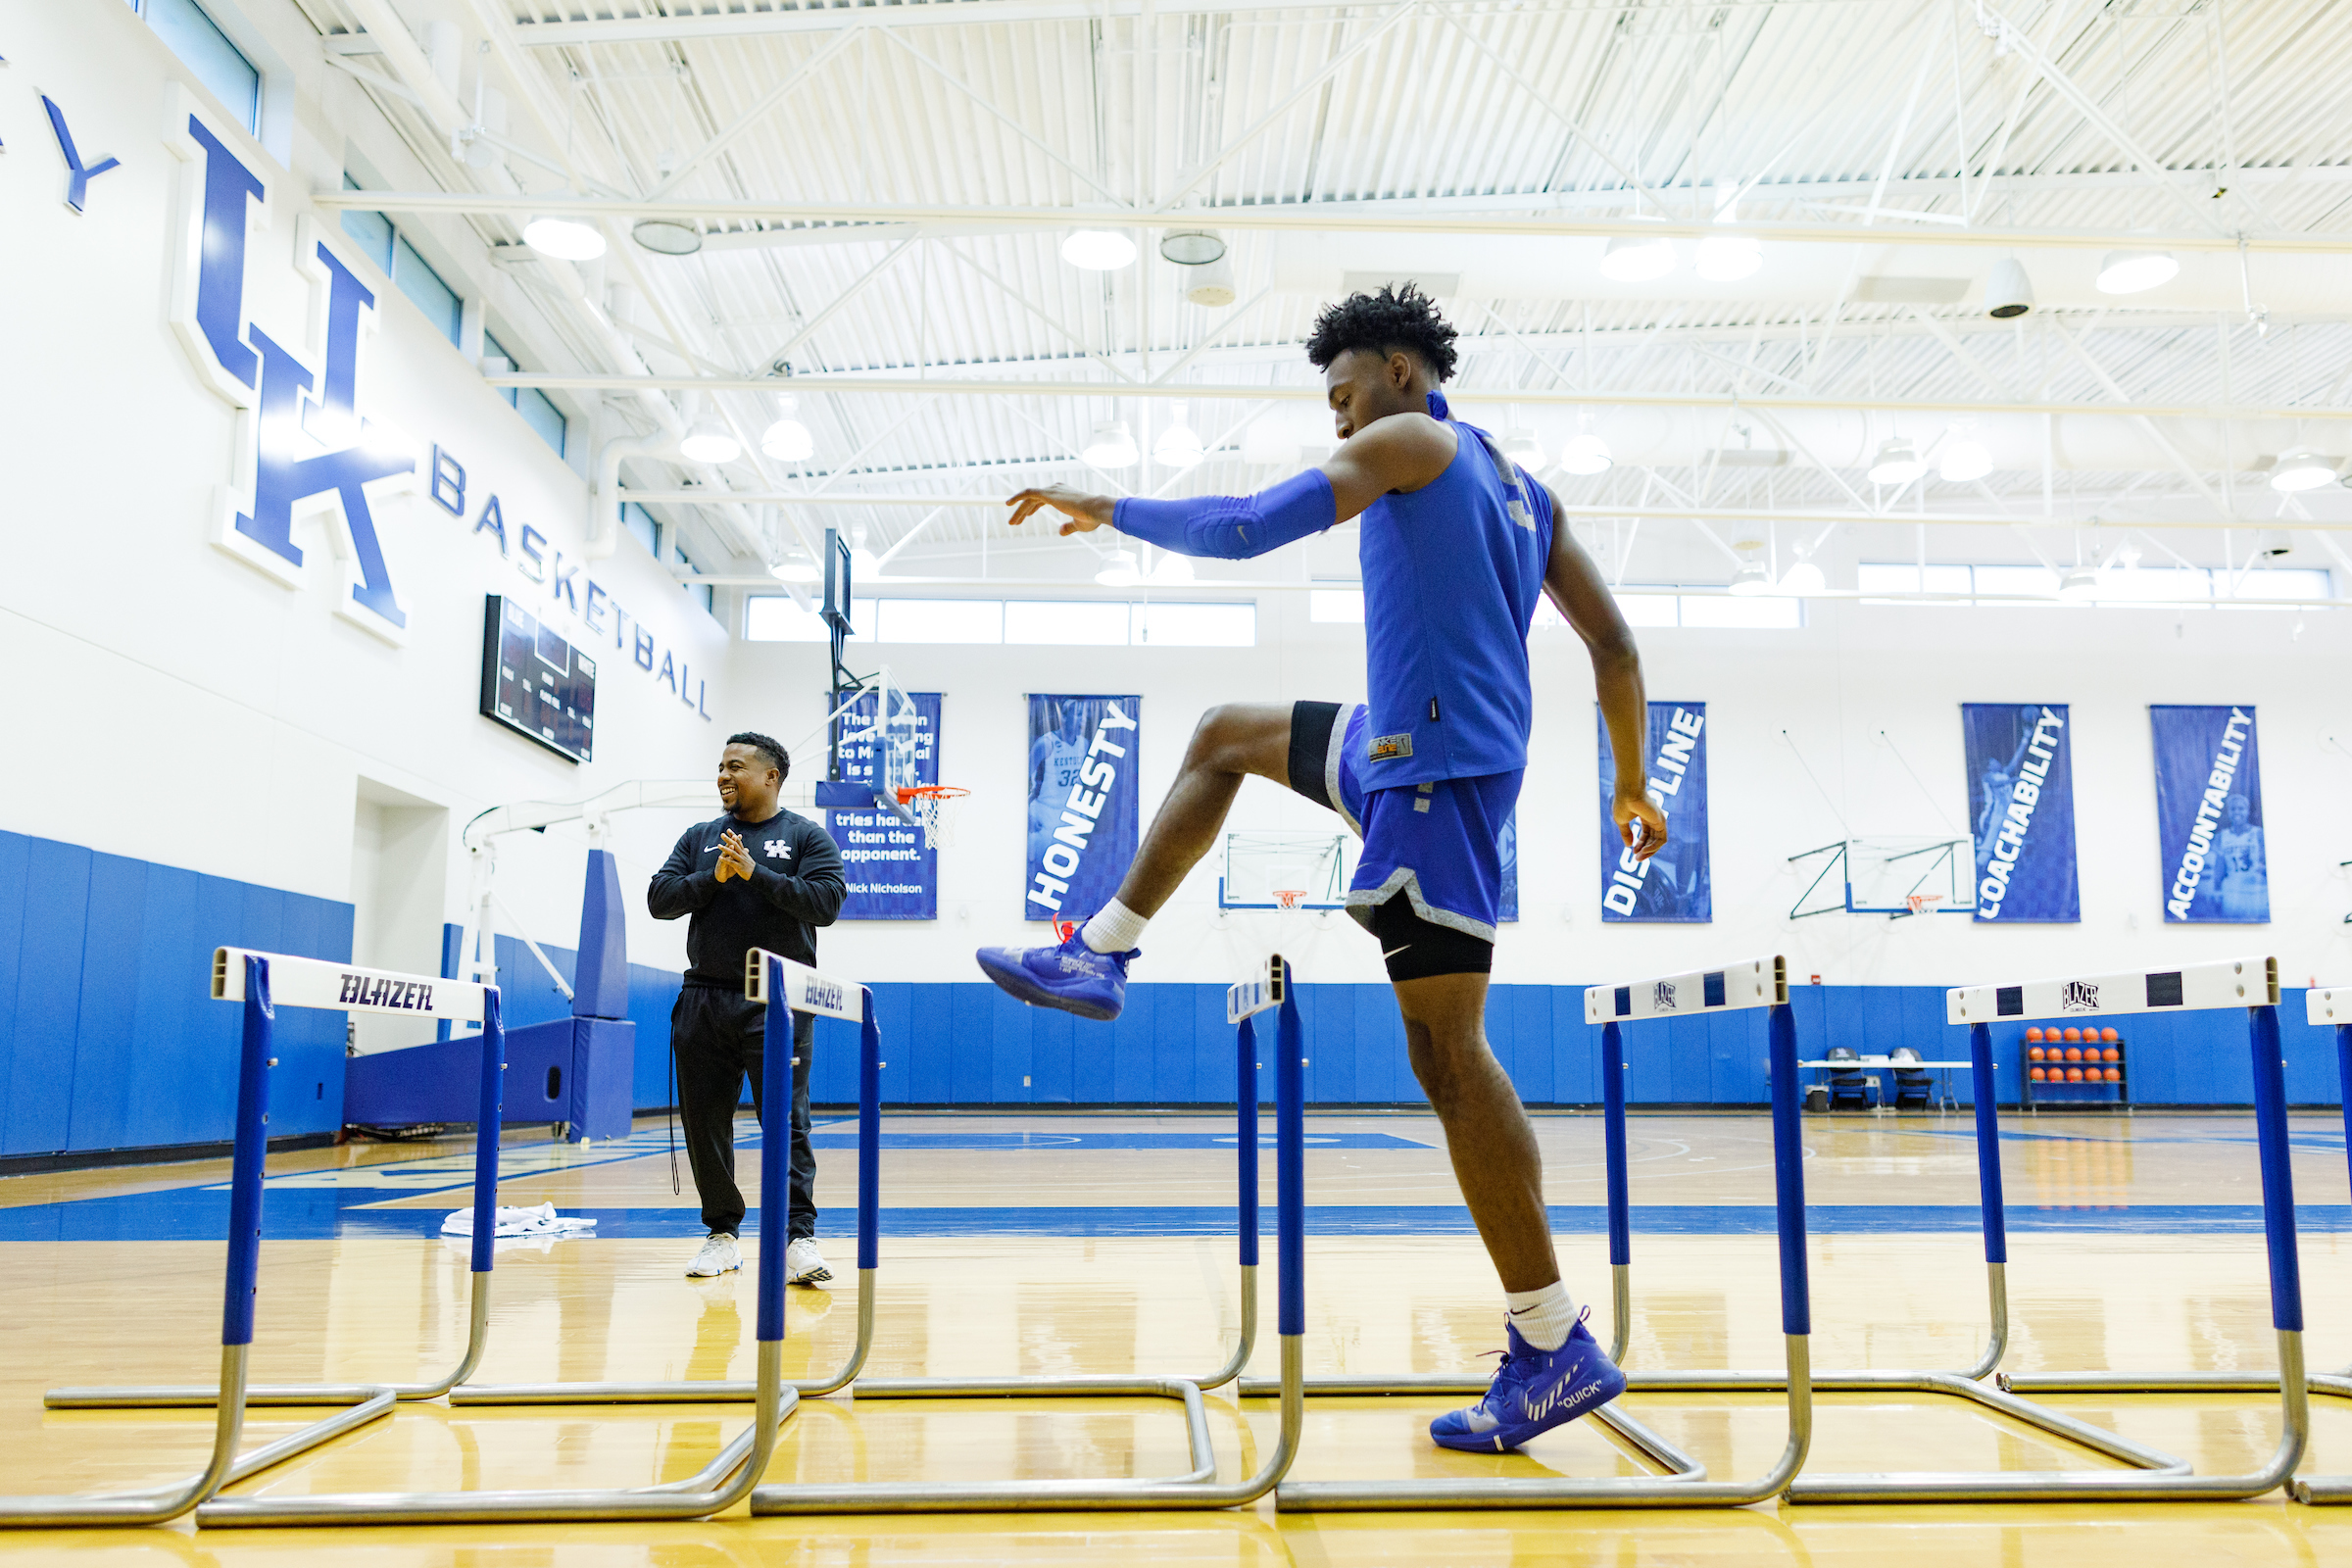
[
  {"left": 1825, "top": 1046, "right": 1874, "bottom": 1109},
  {"left": 1889, "top": 1045, "right": 1934, "bottom": 1110}
]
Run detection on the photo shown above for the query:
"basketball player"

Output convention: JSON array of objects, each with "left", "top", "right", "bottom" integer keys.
[
  {"left": 975, "top": 285, "right": 1668, "bottom": 1452},
  {"left": 1027, "top": 699, "right": 1093, "bottom": 847}
]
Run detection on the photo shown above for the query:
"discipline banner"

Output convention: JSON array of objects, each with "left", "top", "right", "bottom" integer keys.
[
  {"left": 2150, "top": 705, "right": 2268, "bottom": 922},
  {"left": 1962, "top": 703, "right": 2079, "bottom": 922},
  {"left": 833, "top": 690, "right": 940, "bottom": 920},
  {"left": 1025, "top": 694, "right": 1142, "bottom": 920},
  {"left": 1597, "top": 702, "right": 1711, "bottom": 922}
]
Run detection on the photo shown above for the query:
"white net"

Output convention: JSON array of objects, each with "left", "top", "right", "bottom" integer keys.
[{"left": 905, "top": 786, "right": 966, "bottom": 850}]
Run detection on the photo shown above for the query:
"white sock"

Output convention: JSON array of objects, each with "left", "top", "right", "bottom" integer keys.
[
  {"left": 1081, "top": 899, "right": 1148, "bottom": 954},
  {"left": 1504, "top": 1282, "right": 1578, "bottom": 1352}
]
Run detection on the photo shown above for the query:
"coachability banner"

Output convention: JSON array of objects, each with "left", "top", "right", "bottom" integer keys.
[
  {"left": 834, "top": 690, "right": 940, "bottom": 920},
  {"left": 2150, "top": 705, "right": 2267, "bottom": 922},
  {"left": 1597, "top": 702, "right": 1711, "bottom": 922},
  {"left": 1962, "top": 703, "right": 2079, "bottom": 922},
  {"left": 1025, "top": 694, "right": 1142, "bottom": 920}
]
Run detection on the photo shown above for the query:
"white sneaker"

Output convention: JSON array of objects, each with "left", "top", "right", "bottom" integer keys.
[
  {"left": 785, "top": 1237, "right": 833, "bottom": 1285},
  {"left": 686, "top": 1233, "right": 741, "bottom": 1277}
]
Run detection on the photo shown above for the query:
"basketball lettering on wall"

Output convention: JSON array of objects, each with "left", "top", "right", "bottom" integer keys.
[{"left": 1024, "top": 695, "right": 1141, "bottom": 920}]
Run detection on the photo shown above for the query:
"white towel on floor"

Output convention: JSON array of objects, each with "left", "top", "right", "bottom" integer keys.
[{"left": 439, "top": 1201, "right": 598, "bottom": 1239}]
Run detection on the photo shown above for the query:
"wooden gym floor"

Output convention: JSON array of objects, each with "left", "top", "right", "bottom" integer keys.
[{"left": 4, "top": 1105, "right": 2351, "bottom": 1564}]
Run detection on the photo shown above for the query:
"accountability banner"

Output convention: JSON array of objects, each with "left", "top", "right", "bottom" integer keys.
[
  {"left": 1597, "top": 702, "right": 1711, "bottom": 922},
  {"left": 1024, "top": 694, "right": 1142, "bottom": 921},
  {"left": 833, "top": 690, "right": 940, "bottom": 920},
  {"left": 2150, "top": 705, "right": 2267, "bottom": 922},
  {"left": 1962, "top": 703, "right": 2079, "bottom": 922}
]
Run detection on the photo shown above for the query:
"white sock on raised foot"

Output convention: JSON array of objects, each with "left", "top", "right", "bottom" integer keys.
[
  {"left": 1081, "top": 899, "right": 1149, "bottom": 955},
  {"left": 1504, "top": 1282, "right": 1578, "bottom": 1352}
]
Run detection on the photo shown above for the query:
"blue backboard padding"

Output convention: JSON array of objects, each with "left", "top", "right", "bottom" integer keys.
[{"left": 571, "top": 849, "right": 630, "bottom": 1021}]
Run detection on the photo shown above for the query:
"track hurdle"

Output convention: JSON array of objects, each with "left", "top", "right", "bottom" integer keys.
[
  {"left": 190, "top": 951, "right": 834, "bottom": 1526},
  {"left": 1277, "top": 956, "right": 1814, "bottom": 1511},
  {"left": 1830, "top": 956, "right": 2311, "bottom": 1503},
  {"left": 454, "top": 945, "right": 1266, "bottom": 1410},
  {"left": 447, "top": 944, "right": 888, "bottom": 1409},
  {"left": 43, "top": 952, "right": 508, "bottom": 1467},
  {"left": 746, "top": 955, "right": 1308, "bottom": 1514},
  {"left": 2291, "top": 983, "right": 2352, "bottom": 1505},
  {"left": 0, "top": 953, "right": 489, "bottom": 1527}
]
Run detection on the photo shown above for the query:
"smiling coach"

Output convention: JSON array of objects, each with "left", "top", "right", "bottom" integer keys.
[{"left": 649, "top": 731, "right": 846, "bottom": 1285}]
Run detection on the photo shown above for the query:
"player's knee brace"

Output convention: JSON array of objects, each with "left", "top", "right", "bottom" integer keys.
[{"left": 1369, "top": 894, "right": 1494, "bottom": 982}]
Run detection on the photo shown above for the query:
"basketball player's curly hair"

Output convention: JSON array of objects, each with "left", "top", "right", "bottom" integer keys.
[{"left": 1303, "top": 282, "right": 1459, "bottom": 382}]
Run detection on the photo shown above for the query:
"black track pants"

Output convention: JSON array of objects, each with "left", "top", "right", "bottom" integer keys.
[{"left": 669, "top": 984, "right": 815, "bottom": 1241}]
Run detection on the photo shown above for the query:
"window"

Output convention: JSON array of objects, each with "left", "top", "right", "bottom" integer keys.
[
  {"left": 1136, "top": 602, "right": 1255, "bottom": 646},
  {"left": 1006, "top": 600, "right": 1133, "bottom": 646},
  {"left": 876, "top": 599, "right": 1004, "bottom": 644},
  {"left": 483, "top": 331, "right": 567, "bottom": 459},
  {"left": 1860, "top": 561, "right": 2332, "bottom": 609},
  {"left": 622, "top": 504, "right": 662, "bottom": 560},
  {"left": 1310, "top": 584, "right": 1366, "bottom": 623},
  {"left": 139, "top": 0, "right": 259, "bottom": 132},
  {"left": 1678, "top": 594, "right": 1802, "bottom": 629},
  {"left": 340, "top": 176, "right": 462, "bottom": 348},
  {"left": 743, "top": 596, "right": 1259, "bottom": 646}
]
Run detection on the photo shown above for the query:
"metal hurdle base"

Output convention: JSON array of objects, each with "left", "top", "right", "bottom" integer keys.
[{"left": 196, "top": 1348, "right": 799, "bottom": 1527}]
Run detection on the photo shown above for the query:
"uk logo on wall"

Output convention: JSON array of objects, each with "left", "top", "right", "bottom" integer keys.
[{"left": 163, "top": 87, "right": 419, "bottom": 644}]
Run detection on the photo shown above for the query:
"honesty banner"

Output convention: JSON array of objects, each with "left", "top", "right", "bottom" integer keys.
[
  {"left": 1962, "top": 703, "right": 2080, "bottom": 922},
  {"left": 834, "top": 690, "right": 940, "bottom": 920},
  {"left": 2150, "top": 705, "right": 2268, "bottom": 922},
  {"left": 1024, "top": 694, "right": 1142, "bottom": 920},
  {"left": 1597, "top": 702, "right": 1712, "bottom": 922}
]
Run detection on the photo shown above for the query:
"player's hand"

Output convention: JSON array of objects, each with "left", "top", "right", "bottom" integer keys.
[
  {"left": 717, "top": 831, "right": 756, "bottom": 883},
  {"left": 1615, "top": 790, "right": 1668, "bottom": 862},
  {"left": 1006, "top": 485, "right": 1115, "bottom": 536}
]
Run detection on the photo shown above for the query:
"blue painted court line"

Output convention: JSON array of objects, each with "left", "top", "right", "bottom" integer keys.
[{"left": 6, "top": 1195, "right": 2348, "bottom": 1243}]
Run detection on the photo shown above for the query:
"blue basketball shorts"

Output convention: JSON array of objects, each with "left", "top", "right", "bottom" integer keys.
[{"left": 1286, "top": 700, "right": 1522, "bottom": 945}]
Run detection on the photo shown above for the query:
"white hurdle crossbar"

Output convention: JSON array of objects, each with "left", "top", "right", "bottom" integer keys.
[{"left": 6, "top": 951, "right": 497, "bottom": 1529}]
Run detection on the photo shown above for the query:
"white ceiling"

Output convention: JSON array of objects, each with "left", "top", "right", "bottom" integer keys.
[{"left": 308, "top": 0, "right": 2352, "bottom": 592}]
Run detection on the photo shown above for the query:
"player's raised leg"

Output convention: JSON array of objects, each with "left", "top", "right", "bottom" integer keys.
[{"left": 975, "top": 703, "right": 1294, "bottom": 1020}]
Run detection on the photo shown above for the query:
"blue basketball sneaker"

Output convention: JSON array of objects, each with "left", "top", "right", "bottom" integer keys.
[
  {"left": 975, "top": 931, "right": 1137, "bottom": 1021},
  {"left": 1429, "top": 1311, "right": 1626, "bottom": 1452}
]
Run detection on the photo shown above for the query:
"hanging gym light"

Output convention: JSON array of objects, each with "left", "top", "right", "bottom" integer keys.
[
  {"left": 678, "top": 415, "right": 741, "bottom": 464},
  {"left": 1082, "top": 420, "right": 1139, "bottom": 469},
  {"left": 1557, "top": 432, "right": 1612, "bottom": 475},
  {"left": 1598, "top": 234, "right": 1676, "bottom": 282},
  {"left": 2269, "top": 449, "right": 2338, "bottom": 492},
  {"left": 522, "top": 216, "right": 606, "bottom": 262},
  {"left": 2095, "top": 250, "right": 2179, "bottom": 295},
  {"left": 1868, "top": 439, "right": 1925, "bottom": 486},
  {"left": 760, "top": 396, "right": 814, "bottom": 463}
]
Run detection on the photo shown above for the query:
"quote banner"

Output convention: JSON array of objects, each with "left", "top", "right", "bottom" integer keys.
[
  {"left": 2151, "top": 705, "right": 2267, "bottom": 922},
  {"left": 1025, "top": 694, "right": 1142, "bottom": 920},
  {"left": 833, "top": 690, "right": 940, "bottom": 920},
  {"left": 1962, "top": 703, "right": 2080, "bottom": 922},
  {"left": 1597, "top": 702, "right": 1712, "bottom": 922}
]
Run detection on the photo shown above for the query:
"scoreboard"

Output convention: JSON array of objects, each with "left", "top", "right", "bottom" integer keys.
[{"left": 479, "top": 596, "right": 596, "bottom": 762}]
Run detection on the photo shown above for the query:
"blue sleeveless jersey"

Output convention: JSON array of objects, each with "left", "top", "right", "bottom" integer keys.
[{"left": 1356, "top": 411, "right": 1553, "bottom": 789}]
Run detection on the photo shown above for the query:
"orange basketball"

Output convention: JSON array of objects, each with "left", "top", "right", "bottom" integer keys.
[
  {"left": 2101, "top": 1027, "right": 2121, "bottom": 1044},
  {"left": 2026, "top": 1027, "right": 2044, "bottom": 1043},
  {"left": 2064, "top": 1047, "right": 2082, "bottom": 1062},
  {"left": 2102, "top": 1047, "right": 2120, "bottom": 1063},
  {"left": 2030, "top": 1066, "right": 2046, "bottom": 1081},
  {"left": 2029, "top": 1046, "right": 2045, "bottom": 1061},
  {"left": 2067, "top": 1067, "right": 2084, "bottom": 1083},
  {"left": 2064, "top": 1027, "right": 2083, "bottom": 1043},
  {"left": 2104, "top": 1067, "right": 2122, "bottom": 1082}
]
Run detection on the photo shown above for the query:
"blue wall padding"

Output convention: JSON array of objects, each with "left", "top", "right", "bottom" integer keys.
[
  {"left": 0, "top": 829, "right": 351, "bottom": 1157},
  {"left": 1, "top": 823, "right": 2344, "bottom": 1161},
  {"left": 571, "top": 849, "right": 630, "bottom": 1020}
]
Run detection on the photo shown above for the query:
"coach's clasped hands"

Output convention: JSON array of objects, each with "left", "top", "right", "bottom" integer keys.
[{"left": 714, "top": 829, "right": 757, "bottom": 884}]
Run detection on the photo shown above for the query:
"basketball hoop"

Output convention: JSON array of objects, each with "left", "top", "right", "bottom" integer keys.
[
  {"left": 1905, "top": 893, "right": 1943, "bottom": 915},
  {"left": 1272, "top": 889, "right": 1310, "bottom": 911},
  {"left": 896, "top": 785, "right": 968, "bottom": 849}
]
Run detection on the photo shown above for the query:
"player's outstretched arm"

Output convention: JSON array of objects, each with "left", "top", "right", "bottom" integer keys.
[
  {"left": 1542, "top": 489, "right": 1666, "bottom": 862},
  {"left": 1003, "top": 414, "right": 1452, "bottom": 558}
]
